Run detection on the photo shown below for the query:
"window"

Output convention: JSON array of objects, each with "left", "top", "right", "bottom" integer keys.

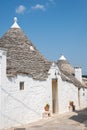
[{"left": 20, "top": 82, "right": 24, "bottom": 90}]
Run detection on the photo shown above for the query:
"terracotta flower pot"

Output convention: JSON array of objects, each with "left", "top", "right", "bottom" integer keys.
[
  {"left": 44, "top": 104, "right": 50, "bottom": 111},
  {"left": 69, "top": 101, "right": 74, "bottom": 106}
]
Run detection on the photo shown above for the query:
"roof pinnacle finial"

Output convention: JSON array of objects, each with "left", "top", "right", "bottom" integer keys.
[
  {"left": 11, "top": 17, "right": 20, "bottom": 29},
  {"left": 14, "top": 17, "right": 17, "bottom": 23},
  {"left": 59, "top": 55, "right": 67, "bottom": 60}
]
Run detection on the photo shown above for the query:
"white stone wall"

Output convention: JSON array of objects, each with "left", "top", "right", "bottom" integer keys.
[
  {"left": 0, "top": 51, "right": 87, "bottom": 130},
  {"left": 0, "top": 85, "right": 1, "bottom": 129},
  {"left": 0, "top": 56, "right": 1, "bottom": 128},
  {"left": 80, "top": 88, "right": 87, "bottom": 108},
  {"left": 0, "top": 50, "right": 52, "bottom": 129},
  {"left": 58, "top": 77, "right": 79, "bottom": 113},
  {"left": 1, "top": 75, "right": 52, "bottom": 129},
  {"left": 0, "top": 49, "right": 7, "bottom": 129},
  {"left": 58, "top": 78, "right": 87, "bottom": 113},
  {"left": 48, "top": 64, "right": 79, "bottom": 113}
]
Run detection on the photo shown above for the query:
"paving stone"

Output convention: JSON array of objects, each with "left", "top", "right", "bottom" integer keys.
[{"left": 17, "top": 108, "right": 87, "bottom": 130}]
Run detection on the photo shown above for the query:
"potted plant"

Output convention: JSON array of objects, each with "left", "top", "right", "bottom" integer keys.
[
  {"left": 44, "top": 103, "right": 50, "bottom": 111},
  {"left": 69, "top": 101, "right": 74, "bottom": 107},
  {"left": 69, "top": 101, "right": 75, "bottom": 111}
]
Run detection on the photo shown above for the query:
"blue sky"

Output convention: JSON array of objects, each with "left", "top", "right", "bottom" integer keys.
[{"left": 0, "top": 0, "right": 87, "bottom": 74}]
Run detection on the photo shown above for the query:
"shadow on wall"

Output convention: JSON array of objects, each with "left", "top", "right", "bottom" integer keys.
[
  {"left": 69, "top": 108, "right": 87, "bottom": 127},
  {"left": 1, "top": 87, "right": 41, "bottom": 126}
]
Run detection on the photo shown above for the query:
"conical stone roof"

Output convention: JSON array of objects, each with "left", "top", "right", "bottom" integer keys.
[
  {"left": 58, "top": 57, "right": 75, "bottom": 75},
  {"left": 0, "top": 18, "right": 51, "bottom": 80},
  {"left": 57, "top": 56, "right": 86, "bottom": 88}
]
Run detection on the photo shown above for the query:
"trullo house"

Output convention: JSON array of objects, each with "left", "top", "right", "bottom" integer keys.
[{"left": 0, "top": 17, "right": 87, "bottom": 129}]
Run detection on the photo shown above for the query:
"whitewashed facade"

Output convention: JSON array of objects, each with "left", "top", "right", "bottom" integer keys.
[{"left": 0, "top": 18, "right": 87, "bottom": 129}]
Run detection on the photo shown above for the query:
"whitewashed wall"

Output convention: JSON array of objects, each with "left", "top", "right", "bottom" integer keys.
[
  {"left": 0, "top": 53, "right": 1, "bottom": 129},
  {"left": 0, "top": 49, "right": 7, "bottom": 129},
  {"left": 0, "top": 50, "right": 87, "bottom": 130},
  {"left": 80, "top": 88, "right": 87, "bottom": 108},
  {"left": 48, "top": 64, "right": 79, "bottom": 114},
  {"left": 0, "top": 84, "right": 1, "bottom": 129},
  {"left": 58, "top": 77, "right": 78, "bottom": 113},
  {"left": 0, "top": 49, "right": 52, "bottom": 129},
  {"left": 1, "top": 75, "right": 52, "bottom": 129},
  {"left": 58, "top": 79, "right": 87, "bottom": 113}
]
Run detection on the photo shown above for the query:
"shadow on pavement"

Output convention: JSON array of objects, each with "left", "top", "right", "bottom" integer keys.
[
  {"left": 69, "top": 108, "right": 87, "bottom": 127},
  {"left": 14, "top": 128, "right": 26, "bottom": 130}
]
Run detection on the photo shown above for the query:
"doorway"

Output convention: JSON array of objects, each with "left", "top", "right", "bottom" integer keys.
[{"left": 52, "top": 79, "right": 58, "bottom": 113}]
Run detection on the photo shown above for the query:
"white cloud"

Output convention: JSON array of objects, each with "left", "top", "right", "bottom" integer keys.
[
  {"left": 31, "top": 4, "right": 46, "bottom": 11},
  {"left": 16, "top": 5, "right": 26, "bottom": 14}
]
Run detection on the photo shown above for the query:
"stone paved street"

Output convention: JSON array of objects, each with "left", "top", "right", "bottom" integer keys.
[{"left": 15, "top": 108, "right": 87, "bottom": 130}]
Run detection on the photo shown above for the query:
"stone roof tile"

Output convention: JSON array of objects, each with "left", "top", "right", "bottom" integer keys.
[{"left": 0, "top": 28, "right": 51, "bottom": 80}]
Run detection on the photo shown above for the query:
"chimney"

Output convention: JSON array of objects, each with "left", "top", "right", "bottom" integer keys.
[{"left": 74, "top": 67, "right": 82, "bottom": 83}]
